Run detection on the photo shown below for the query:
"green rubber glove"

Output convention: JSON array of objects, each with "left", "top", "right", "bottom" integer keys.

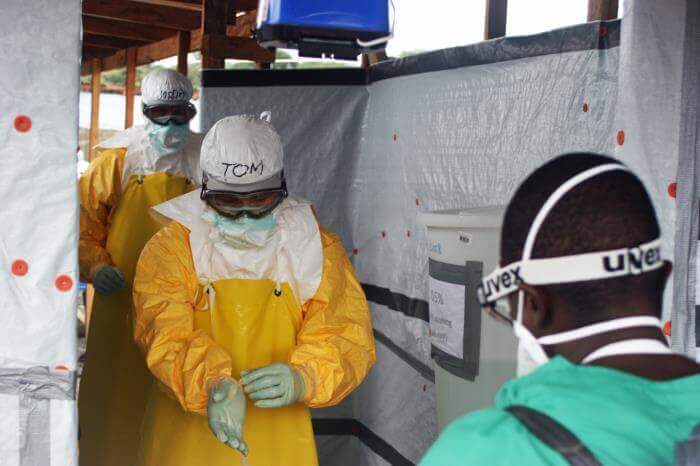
[
  {"left": 92, "top": 265, "right": 125, "bottom": 295},
  {"left": 207, "top": 378, "right": 248, "bottom": 456},
  {"left": 241, "top": 363, "right": 305, "bottom": 409}
]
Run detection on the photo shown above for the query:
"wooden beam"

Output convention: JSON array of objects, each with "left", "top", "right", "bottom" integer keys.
[
  {"left": 83, "top": 0, "right": 201, "bottom": 31},
  {"left": 587, "top": 0, "right": 618, "bottom": 21},
  {"left": 83, "top": 16, "right": 178, "bottom": 42},
  {"left": 79, "top": 10, "right": 260, "bottom": 75},
  {"left": 125, "top": 48, "right": 138, "bottom": 128},
  {"left": 83, "top": 46, "right": 114, "bottom": 62},
  {"left": 228, "top": 9, "right": 257, "bottom": 36},
  {"left": 84, "top": 33, "right": 148, "bottom": 50},
  {"left": 201, "top": 0, "right": 228, "bottom": 69},
  {"left": 128, "top": 0, "right": 203, "bottom": 11},
  {"left": 177, "top": 31, "right": 191, "bottom": 75},
  {"left": 208, "top": 36, "right": 275, "bottom": 62},
  {"left": 484, "top": 0, "right": 507, "bottom": 40},
  {"left": 89, "top": 59, "right": 102, "bottom": 161},
  {"left": 235, "top": 0, "right": 258, "bottom": 11}
]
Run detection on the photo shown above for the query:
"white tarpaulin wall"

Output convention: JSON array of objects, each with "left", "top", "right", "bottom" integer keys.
[
  {"left": 201, "top": 9, "right": 698, "bottom": 464},
  {"left": 613, "top": 0, "right": 700, "bottom": 360},
  {"left": 0, "top": 0, "right": 80, "bottom": 464}
]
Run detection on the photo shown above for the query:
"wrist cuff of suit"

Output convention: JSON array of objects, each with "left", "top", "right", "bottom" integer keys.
[
  {"left": 88, "top": 262, "right": 110, "bottom": 282},
  {"left": 291, "top": 365, "right": 315, "bottom": 404},
  {"left": 205, "top": 374, "right": 233, "bottom": 395}
]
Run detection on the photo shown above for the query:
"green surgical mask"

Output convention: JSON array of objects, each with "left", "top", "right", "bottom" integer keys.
[
  {"left": 203, "top": 209, "right": 276, "bottom": 249},
  {"left": 147, "top": 121, "right": 190, "bottom": 155}
]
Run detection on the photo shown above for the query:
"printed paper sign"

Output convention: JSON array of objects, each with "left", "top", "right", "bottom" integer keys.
[{"left": 429, "top": 277, "right": 465, "bottom": 359}]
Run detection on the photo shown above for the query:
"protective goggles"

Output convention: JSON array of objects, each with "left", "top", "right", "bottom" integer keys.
[
  {"left": 476, "top": 162, "right": 665, "bottom": 326},
  {"left": 477, "top": 238, "right": 663, "bottom": 325},
  {"left": 200, "top": 180, "right": 288, "bottom": 219},
  {"left": 143, "top": 103, "right": 196, "bottom": 126}
]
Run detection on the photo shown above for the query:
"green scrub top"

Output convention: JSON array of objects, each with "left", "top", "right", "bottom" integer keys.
[{"left": 420, "top": 356, "right": 700, "bottom": 466}]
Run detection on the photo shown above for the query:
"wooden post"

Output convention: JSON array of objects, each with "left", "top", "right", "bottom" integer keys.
[
  {"left": 484, "top": 0, "right": 508, "bottom": 40},
  {"left": 201, "top": 0, "right": 228, "bottom": 69},
  {"left": 255, "top": 47, "right": 275, "bottom": 69},
  {"left": 178, "top": 30, "right": 191, "bottom": 76},
  {"left": 88, "top": 58, "right": 102, "bottom": 161},
  {"left": 362, "top": 51, "right": 387, "bottom": 69},
  {"left": 587, "top": 0, "right": 619, "bottom": 21},
  {"left": 125, "top": 47, "right": 137, "bottom": 128}
]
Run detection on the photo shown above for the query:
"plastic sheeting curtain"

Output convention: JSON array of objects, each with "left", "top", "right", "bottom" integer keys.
[
  {"left": 0, "top": 0, "right": 80, "bottom": 464},
  {"left": 614, "top": 0, "right": 700, "bottom": 359}
]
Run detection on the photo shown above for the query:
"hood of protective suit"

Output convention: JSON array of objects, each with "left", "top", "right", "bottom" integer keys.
[
  {"left": 96, "top": 125, "right": 203, "bottom": 186},
  {"left": 141, "top": 69, "right": 193, "bottom": 106},
  {"left": 151, "top": 190, "right": 322, "bottom": 304},
  {"left": 200, "top": 115, "right": 284, "bottom": 189}
]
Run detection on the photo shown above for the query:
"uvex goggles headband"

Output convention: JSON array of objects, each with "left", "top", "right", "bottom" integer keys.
[
  {"left": 200, "top": 172, "right": 287, "bottom": 219},
  {"left": 143, "top": 103, "right": 197, "bottom": 126},
  {"left": 477, "top": 163, "right": 664, "bottom": 325}
]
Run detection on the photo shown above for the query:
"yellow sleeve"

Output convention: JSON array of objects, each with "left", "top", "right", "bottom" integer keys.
[
  {"left": 133, "top": 221, "right": 233, "bottom": 415},
  {"left": 290, "top": 227, "right": 377, "bottom": 408},
  {"left": 78, "top": 148, "right": 125, "bottom": 281}
]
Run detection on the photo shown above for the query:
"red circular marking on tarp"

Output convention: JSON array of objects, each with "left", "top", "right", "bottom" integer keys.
[
  {"left": 56, "top": 275, "right": 73, "bottom": 292},
  {"left": 668, "top": 182, "right": 677, "bottom": 198},
  {"left": 14, "top": 115, "right": 32, "bottom": 133},
  {"left": 616, "top": 130, "right": 625, "bottom": 146},
  {"left": 415, "top": 198, "right": 420, "bottom": 206},
  {"left": 381, "top": 230, "right": 386, "bottom": 238},
  {"left": 663, "top": 321, "right": 672, "bottom": 336},
  {"left": 583, "top": 103, "right": 589, "bottom": 113},
  {"left": 55, "top": 365, "right": 69, "bottom": 371},
  {"left": 392, "top": 133, "right": 398, "bottom": 141},
  {"left": 352, "top": 248, "right": 359, "bottom": 255},
  {"left": 11, "top": 260, "right": 28, "bottom": 276}
]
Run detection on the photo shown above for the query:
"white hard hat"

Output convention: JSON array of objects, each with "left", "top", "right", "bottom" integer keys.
[
  {"left": 141, "top": 69, "right": 193, "bottom": 106},
  {"left": 201, "top": 113, "right": 284, "bottom": 192}
]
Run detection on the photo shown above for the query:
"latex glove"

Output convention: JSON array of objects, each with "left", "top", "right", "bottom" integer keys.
[
  {"left": 207, "top": 378, "right": 248, "bottom": 455},
  {"left": 92, "top": 265, "right": 125, "bottom": 295},
  {"left": 241, "top": 363, "right": 305, "bottom": 409}
]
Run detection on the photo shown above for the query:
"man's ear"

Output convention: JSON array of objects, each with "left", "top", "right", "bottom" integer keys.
[{"left": 518, "top": 283, "right": 551, "bottom": 336}]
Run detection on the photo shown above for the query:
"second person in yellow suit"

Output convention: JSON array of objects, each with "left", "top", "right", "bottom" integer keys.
[
  {"left": 78, "top": 69, "right": 203, "bottom": 466},
  {"left": 132, "top": 113, "right": 376, "bottom": 465}
]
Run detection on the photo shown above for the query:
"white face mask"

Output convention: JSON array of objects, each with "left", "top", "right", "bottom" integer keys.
[{"left": 513, "top": 292, "right": 551, "bottom": 376}]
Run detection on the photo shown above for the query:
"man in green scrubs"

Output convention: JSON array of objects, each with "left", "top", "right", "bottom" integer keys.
[{"left": 421, "top": 153, "right": 700, "bottom": 466}]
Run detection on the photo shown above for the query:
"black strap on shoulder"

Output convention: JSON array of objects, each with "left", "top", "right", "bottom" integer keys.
[
  {"left": 675, "top": 423, "right": 700, "bottom": 466},
  {"left": 506, "top": 405, "right": 601, "bottom": 466}
]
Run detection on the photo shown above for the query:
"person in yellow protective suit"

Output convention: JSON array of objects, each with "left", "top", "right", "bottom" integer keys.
[
  {"left": 132, "top": 113, "right": 376, "bottom": 466},
  {"left": 78, "top": 69, "right": 203, "bottom": 466}
]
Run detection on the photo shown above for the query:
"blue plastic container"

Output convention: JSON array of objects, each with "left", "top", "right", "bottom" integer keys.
[
  {"left": 262, "top": 0, "right": 388, "bottom": 32},
  {"left": 257, "top": 0, "right": 390, "bottom": 59}
]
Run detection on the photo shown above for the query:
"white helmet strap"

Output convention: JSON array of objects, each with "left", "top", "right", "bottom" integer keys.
[{"left": 477, "top": 163, "right": 663, "bottom": 309}]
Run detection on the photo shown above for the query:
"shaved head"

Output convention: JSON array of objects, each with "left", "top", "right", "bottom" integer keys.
[{"left": 501, "top": 153, "right": 666, "bottom": 323}]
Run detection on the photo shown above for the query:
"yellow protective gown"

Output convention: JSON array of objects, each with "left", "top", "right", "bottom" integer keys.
[
  {"left": 132, "top": 200, "right": 376, "bottom": 466},
  {"left": 78, "top": 129, "right": 201, "bottom": 466}
]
